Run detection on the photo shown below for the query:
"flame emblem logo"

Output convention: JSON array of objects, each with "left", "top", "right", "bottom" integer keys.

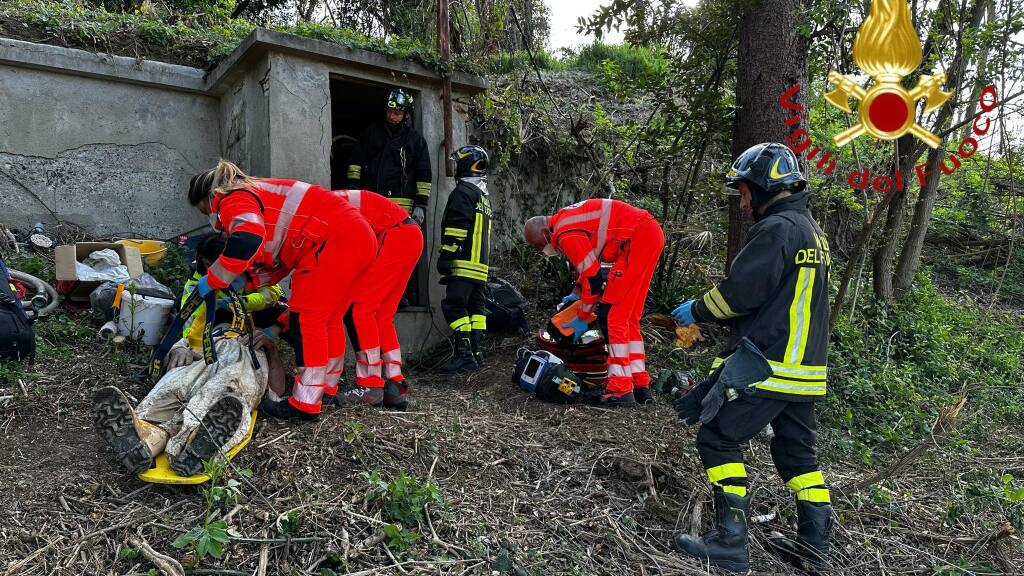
[{"left": 826, "top": 0, "right": 952, "bottom": 148}]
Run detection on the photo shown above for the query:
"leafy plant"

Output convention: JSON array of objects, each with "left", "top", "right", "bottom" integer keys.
[
  {"left": 172, "top": 460, "right": 243, "bottom": 560},
  {"left": 363, "top": 469, "right": 444, "bottom": 528}
]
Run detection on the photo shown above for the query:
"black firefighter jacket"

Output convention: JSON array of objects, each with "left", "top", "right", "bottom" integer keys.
[
  {"left": 437, "top": 179, "right": 492, "bottom": 284},
  {"left": 693, "top": 192, "right": 831, "bottom": 401},
  {"left": 347, "top": 120, "right": 432, "bottom": 212}
]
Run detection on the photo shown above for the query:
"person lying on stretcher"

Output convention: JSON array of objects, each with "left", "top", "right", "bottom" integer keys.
[{"left": 92, "top": 236, "right": 288, "bottom": 477}]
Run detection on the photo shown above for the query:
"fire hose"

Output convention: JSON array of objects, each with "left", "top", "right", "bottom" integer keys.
[{"left": 8, "top": 269, "right": 59, "bottom": 319}]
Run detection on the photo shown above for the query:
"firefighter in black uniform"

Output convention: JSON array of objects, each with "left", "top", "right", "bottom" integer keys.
[
  {"left": 347, "top": 88, "right": 433, "bottom": 224},
  {"left": 437, "top": 145, "right": 492, "bottom": 374},
  {"left": 670, "top": 143, "right": 833, "bottom": 574}
]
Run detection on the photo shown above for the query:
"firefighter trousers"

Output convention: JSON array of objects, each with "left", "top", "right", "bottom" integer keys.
[
  {"left": 442, "top": 279, "right": 487, "bottom": 334},
  {"left": 601, "top": 216, "right": 664, "bottom": 394},
  {"left": 343, "top": 222, "right": 423, "bottom": 389},
  {"left": 287, "top": 213, "right": 377, "bottom": 414},
  {"left": 695, "top": 394, "right": 830, "bottom": 503}
]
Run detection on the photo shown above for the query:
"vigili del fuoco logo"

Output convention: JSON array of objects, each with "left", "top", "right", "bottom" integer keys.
[{"left": 777, "top": 0, "right": 1000, "bottom": 194}]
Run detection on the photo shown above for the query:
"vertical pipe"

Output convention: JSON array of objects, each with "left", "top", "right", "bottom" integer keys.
[{"left": 438, "top": 0, "right": 455, "bottom": 177}]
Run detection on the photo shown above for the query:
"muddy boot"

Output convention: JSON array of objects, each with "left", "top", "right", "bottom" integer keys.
[
  {"left": 384, "top": 379, "right": 409, "bottom": 411},
  {"left": 259, "top": 397, "right": 320, "bottom": 421},
  {"left": 673, "top": 488, "right": 750, "bottom": 573},
  {"left": 169, "top": 396, "right": 244, "bottom": 477},
  {"left": 633, "top": 386, "right": 654, "bottom": 405},
  {"left": 769, "top": 501, "right": 833, "bottom": 574},
  {"left": 470, "top": 329, "right": 485, "bottom": 367},
  {"left": 444, "top": 334, "right": 479, "bottom": 374},
  {"left": 93, "top": 386, "right": 161, "bottom": 474},
  {"left": 593, "top": 390, "right": 637, "bottom": 408},
  {"left": 337, "top": 385, "right": 385, "bottom": 407}
]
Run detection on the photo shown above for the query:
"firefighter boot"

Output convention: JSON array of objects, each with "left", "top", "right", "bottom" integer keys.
[
  {"left": 470, "top": 329, "right": 485, "bottom": 367},
  {"left": 93, "top": 386, "right": 166, "bottom": 474},
  {"left": 384, "top": 379, "right": 409, "bottom": 411},
  {"left": 672, "top": 488, "right": 750, "bottom": 573},
  {"left": 444, "top": 334, "right": 479, "bottom": 374},
  {"left": 258, "top": 397, "right": 320, "bottom": 421},
  {"left": 769, "top": 501, "right": 833, "bottom": 573},
  {"left": 169, "top": 396, "right": 244, "bottom": 477}
]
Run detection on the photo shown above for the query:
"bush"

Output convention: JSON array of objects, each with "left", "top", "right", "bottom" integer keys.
[
  {"left": 825, "top": 274, "right": 1024, "bottom": 460},
  {"left": 570, "top": 42, "right": 669, "bottom": 82}
]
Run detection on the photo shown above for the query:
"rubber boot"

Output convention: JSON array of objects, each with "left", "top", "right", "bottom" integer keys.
[
  {"left": 633, "top": 386, "right": 654, "bottom": 405},
  {"left": 337, "top": 385, "right": 385, "bottom": 407},
  {"left": 93, "top": 386, "right": 166, "bottom": 474},
  {"left": 597, "top": 390, "right": 637, "bottom": 408},
  {"left": 444, "top": 334, "right": 479, "bottom": 374},
  {"left": 673, "top": 488, "right": 750, "bottom": 573},
  {"left": 169, "top": 396, "right": 244, "bottom": 477},
  {"left": 258, "top": 396, "right": 320, "bottom": 421},
  {"left": 769, "top": 501, "right": 832, "bottom": 574},
  {"left": 470, "top": 329, "right": 485, "bottom": 367},
  {"left": 384, "top": 379, "right": 409, "bottom": 411}
]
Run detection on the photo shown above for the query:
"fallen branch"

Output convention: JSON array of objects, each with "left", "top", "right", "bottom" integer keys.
[{"left": 128, "top": 536, "right": 184, "bottom": 576}]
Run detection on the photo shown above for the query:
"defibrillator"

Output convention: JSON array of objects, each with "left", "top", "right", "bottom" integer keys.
[{"left": 512, "top": 349, "right": 583, "bottom": 404}]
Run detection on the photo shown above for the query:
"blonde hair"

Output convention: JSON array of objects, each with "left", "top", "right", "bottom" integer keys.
[{"left": 210, "top": 159, "right": 257, "bottom": 196}]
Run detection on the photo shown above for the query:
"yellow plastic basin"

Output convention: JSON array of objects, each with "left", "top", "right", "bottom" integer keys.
[{"left": 116, "top": 239, "right": 167, "bottom": 265}]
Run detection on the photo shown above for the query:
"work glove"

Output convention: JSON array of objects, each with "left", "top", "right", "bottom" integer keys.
[
  {"left": 560, "top": 293, "right": 579, "bottom": 307},
  {"left": 672, "top": 300, "right": 696, "bottom": 326},
  {"left": 411, "top": 206, "right": 426, "bottom": 226},
  {"left": 195, "top": 275, "right": 214, "bottom": 298},
  {"left": 561, "top": 316, "right": 590, "bottom": 343},
  {"left": 674, "top": 375, "right": 716, "bottom": 426}
]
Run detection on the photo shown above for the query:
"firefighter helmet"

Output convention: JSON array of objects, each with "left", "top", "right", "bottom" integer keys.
[
  {"left": 724, "top": 142, "right": 806, "bottom": 202},
  {"left": 450, "top": 145, "right": 489, "bottom": 178},
  {"left": 387, "top": 89, "right": 414, "bottom": 112}
]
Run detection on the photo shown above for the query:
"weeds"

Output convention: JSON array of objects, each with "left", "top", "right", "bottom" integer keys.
[
  {"left": 363, "top": 469, "right": 444, "bottom": 554},
  {"left": 172, "top": 460, "right": 246, "bottom": 561}
]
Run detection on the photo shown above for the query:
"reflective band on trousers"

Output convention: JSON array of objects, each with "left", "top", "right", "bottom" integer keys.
[
  {"left": 629, "top": 359, "right": 646, "bottom": 373},
  {"left": 608, "top": 363, "right": 631, "bottom": 377},
  {"left": 356, "top": 348, "right": 382, "bottom": 379},
  {"left": 786, "top": 470, "right": 826, "bottom": 492},
  {"left": 628, "top": 341, "right": 644, "bottom": 354},
  {"left": 706, "top": 462, "right": 747, "bottom": 483},
  {"left": 292, "top": 366, "right": 327, "bottom": 405},
  {"left": 258, "top": 181, "right": 312, "bottom": 261},
  {"left": 608, "top": 343, "right": 630, "bottom": 358},
  {"left": 383, "top": 348, "right": 403, "bottom": 379}
]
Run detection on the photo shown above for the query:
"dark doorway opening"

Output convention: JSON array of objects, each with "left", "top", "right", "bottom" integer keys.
[{"left": 329, "top": 78, "right": 427, "bottom": 307}]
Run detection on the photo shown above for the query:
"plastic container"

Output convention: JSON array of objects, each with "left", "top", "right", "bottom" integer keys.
[
  {"left": 116, "top": 239, "right": 168, "bottom": 265},
  {"left": 117, "top": 293, "right": 175, "bottom": 345}
]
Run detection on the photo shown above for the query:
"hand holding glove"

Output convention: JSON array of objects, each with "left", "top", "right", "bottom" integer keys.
[
  {"left": 411, "top": 206, "right": 426, "bottom": 226},
  {"left": 672, "top": 300, "right": 696, "bottom": 326},
  {"left": 561, "top": 316, "right": 590, "bottom": 343}
]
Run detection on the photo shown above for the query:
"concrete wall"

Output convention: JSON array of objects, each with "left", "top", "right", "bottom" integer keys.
[
  {"left": 0, "top": 40, "right": 216, "bottom": 238},
  {"left": 220, "top": 53, "right": 272, "bottom": 176}
]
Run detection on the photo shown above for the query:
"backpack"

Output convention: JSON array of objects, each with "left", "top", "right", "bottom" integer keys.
[
  {"left": 485, "top": 277, "right": 529, "bottom": 335},
  {"left": 0, "top": 257, "right": 36, "bottom": 364}
]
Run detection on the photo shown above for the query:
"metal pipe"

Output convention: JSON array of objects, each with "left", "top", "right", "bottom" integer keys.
[{"left": 437, "top": 0, "right": 454, "bottom": 177}]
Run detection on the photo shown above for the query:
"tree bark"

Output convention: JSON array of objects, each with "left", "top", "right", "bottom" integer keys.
[
  {"left": 891, "top": 0, "right": 990, "bottom": 297},
  {"left": 871, "top": 135, "right": 918, "bottom": 301},
  {"left": 727, "top": 0, "right": 808, "bottom": 271}
]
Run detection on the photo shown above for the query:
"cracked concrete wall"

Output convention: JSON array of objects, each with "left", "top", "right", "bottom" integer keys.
[
  {"left": 266, "top": 53, "right": 332, "bottom": 187},
  {"left": 221, "top": 53, "right": 272, "bottom": 176},
  {"left": 0, "top": 64, "right": 218, "bottom": 237}
]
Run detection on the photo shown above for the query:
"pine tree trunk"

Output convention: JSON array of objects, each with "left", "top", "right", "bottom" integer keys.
[
  {"left": 727, "top": 0, "right": 808, "bottom": 270},
  {"left": 871, "top": 135, "right": 917, "bottom": 302}
]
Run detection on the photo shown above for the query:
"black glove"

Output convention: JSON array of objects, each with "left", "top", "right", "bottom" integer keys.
[{"left": 673, "top": 369, "right": 719, "bottom": 426}]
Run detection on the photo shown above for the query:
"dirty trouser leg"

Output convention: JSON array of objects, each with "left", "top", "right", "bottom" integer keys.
[
  {"left": 135, "top": 357, "right": 210, "bottom": 454},
  {"left": 697, "top": 395, "right": 789, "bottom": 496},
  {"left": 770, "top": 402, "right": 830, "bottom": 503},
  {"left": 289, "top": 219, "right": 378, "bottom": 414},
  {"left": 377, "top": 223, "right": 423, "bottom": 382},
  {"left": 625, "top": 218, "right": 664, "bottom": 388},
  {"left": 442, "top": 279, "right": 474, "bottom": 335}
]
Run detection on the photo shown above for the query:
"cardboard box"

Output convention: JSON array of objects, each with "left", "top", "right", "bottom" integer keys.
[{"left": 55, "top": 242, "right": 145, "bottom": 302}]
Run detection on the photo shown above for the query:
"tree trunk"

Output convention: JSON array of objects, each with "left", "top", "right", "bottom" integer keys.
[
  {"left": 871, "top": 135, "right": 918, "bottom": 301},
  {"left": 727, "top": 0, "right": 808, "bottom": 271},
  {"left": 891, "top": 0, "right": 990, "bottom": 297}
]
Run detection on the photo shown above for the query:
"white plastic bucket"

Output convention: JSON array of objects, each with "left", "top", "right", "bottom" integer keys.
[{"left": 117, "top": 293, "right": 176, "bottom": 345}]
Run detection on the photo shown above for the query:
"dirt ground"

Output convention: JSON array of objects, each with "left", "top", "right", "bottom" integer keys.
[{"left": 1, "top": 317, "right": 1021, "bottom": 576}]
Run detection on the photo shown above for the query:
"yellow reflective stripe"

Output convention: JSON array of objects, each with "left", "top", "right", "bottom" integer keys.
[
  {"left": 722, "top": 485, "right": 748, "bottom": 497},
  {"left": 707, "top": 462, "right": 747, "bottom": 484},
  {"left": 756, "top": 378, "right": 826, "bottom": 395},
  {"left": 768, "top": 359, "right": 828, "bottom": 379},
  {"left": 347, "top": 165, "right": 361, "bottom": 179},
  {"left": 393, "top": 197, "right": 414, "bottom": 209},
  {"left": 416, "top": 181, "right": 431, "bottom": 197},
  {"left": 796, "top": 488, "right": 831, "bottom": 503},
  {"left": 785, "top": 267, "right": 815, "bottom": 365},
  {"left": 709, "top": 287, "right": 739, "bottom": 318},
  {"left": 702, "top": 291, "right": 727, "bottom": 319},
  {"left": 440, "top": 244, "right": 458, "bottom": 252},
  {"left": 786, "top": 471, "right": 826, "bottom": 492},
  {"left": 452, "top": 260, "right": 489, "bottom": 271},
  {"left": 444, "top": 227, "right": 468, "bottom": 238},
  {"left": 471, "top": 314, "right": 487, "bottom": 330},
  {"left": 471, "top": 212, "right": 483, "bottom": 264},
  {"left": 451, "top": 270, "right": 488, "bottom": 281},
  {"left": 449, "top": 317, "right": 471, "bottom": 331}
]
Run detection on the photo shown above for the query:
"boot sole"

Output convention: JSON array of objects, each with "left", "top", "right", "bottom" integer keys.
[
  {"left": 671, "top": 538, "right": 749, "bottom": 574},
  {"left": 92, "top": 387, "right": 152, "bottom": 475},
  {"left": 170, "top": 396, "right": 244, "bottom": 477}
]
